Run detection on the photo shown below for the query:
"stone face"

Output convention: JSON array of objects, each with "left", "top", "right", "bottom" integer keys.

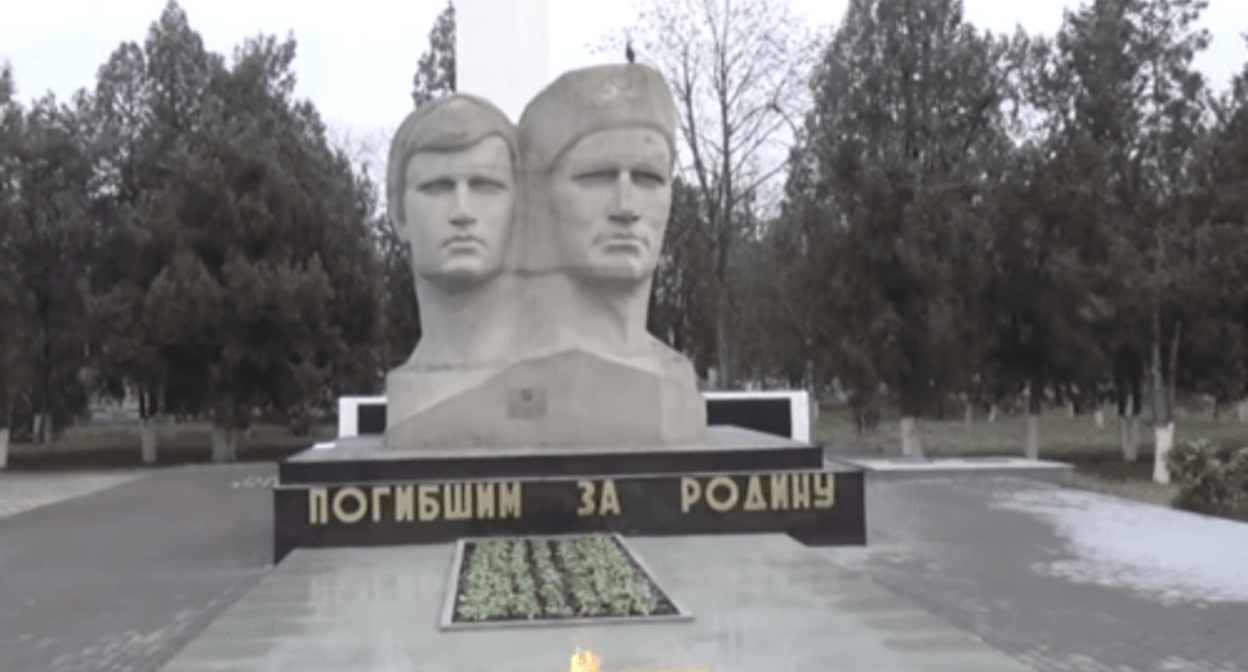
[{"left": 384, "top": 65, "right": 707, "bottom": 449}]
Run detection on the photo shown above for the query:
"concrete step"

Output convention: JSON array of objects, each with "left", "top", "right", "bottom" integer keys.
[{"left": 828, "top": 455, "right": 1073, "bottom": 486}]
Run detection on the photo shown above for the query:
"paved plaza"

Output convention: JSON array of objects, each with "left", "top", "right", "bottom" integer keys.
[
  {"left": 822, "top": 477, "right": 1248, "bottom": 672},
  {"left": 0, "top": 469, "right": 150, "bottom": 520},
  {"left": 0, "top": 463, "right": 277, "bottom": 672},
  {"left": 1, "top": 464, "right": 1245, "bottom": 671}
]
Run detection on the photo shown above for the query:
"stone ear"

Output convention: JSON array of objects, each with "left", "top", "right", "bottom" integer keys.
[{"left": 387, "top": 197, "right": 405, "bottom": 243}]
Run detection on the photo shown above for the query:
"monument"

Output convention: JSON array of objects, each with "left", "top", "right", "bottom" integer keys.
[
  {"left": 271, "top": 4, "right": 863, "bottom": 559},
  {"left": 154, "top": 7, "right": 876, "bottom": 671},
  {"left": 384, "top": 64, "right": 706, "bottom": 449}
]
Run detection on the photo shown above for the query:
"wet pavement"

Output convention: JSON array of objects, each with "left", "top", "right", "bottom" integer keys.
[
  {"left": 821, "top": 477, "right": 1248, "bottom": 672},
  {"left": 0, "top": 463, "right": 276, "bottom": 672},
  {"left": 3, "top": 466, "right": 1245, "bottom": 671}
]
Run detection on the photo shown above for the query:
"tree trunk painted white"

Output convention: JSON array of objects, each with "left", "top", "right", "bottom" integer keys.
[
  {"left": 34, "top": 413, "right": 53, "bottom": 446},
  {"left": 964, "top": 403, "right": 973, "bottom": 427},
  {"left": 809, "top": 398, "right": 820, "bottom": 440},
  {"left": 900, "top": 417, "right": 922, "bottom": 456},
  {"left": 1095, "top": 409, "right": 1104, "bottom": 428},
  {"left": 1026, "top": 413, "right": 1041, "bottom": 460},
  {"left": 1068, "top": 402, "right": 1076, "bottom": 419},
  {"left": 140, "top": 418, "right": 158, "bottom": 465},
  {"left": 1153, "top": 422, "right": 1175, "bottom": 484},
  {"left": 211, "top": 426, "right": 231, "bottom": 463},
  {"left": 1239, "top": 400, "right": 1247, "bottom": 423},
  {"left": 0, "top": 428, "right": 8, "bottom": 469},
  {"left": 987, "top": 404, "right": 997, "bottom": 424}
]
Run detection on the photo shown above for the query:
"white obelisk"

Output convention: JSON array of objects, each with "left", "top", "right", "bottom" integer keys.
[{"left": 457, "top": 0, "right": 550, "bottom": 122}]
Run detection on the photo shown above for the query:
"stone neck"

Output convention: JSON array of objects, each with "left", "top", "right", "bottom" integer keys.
[
  {"left": 549, "top": 273, "right": 653, "bottom": 356},
  {"left": 410, "top": 273, "right": 518, "bottom": 369}
]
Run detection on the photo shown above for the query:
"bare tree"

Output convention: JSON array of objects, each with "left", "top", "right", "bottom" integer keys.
[{"left": 599, "top": 0, "right": 818, "bottom": 389}]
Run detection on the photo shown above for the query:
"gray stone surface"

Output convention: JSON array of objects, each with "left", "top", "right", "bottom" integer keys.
[
  {"left": 0, "top": 463, "right": 276, "bottom": 672},
  {"left": 0, "top": 468, "right": 148, "bottom": 519},
  {"left": 291, "top": 424, "right": 810, "bottom": 462},
  {"left": 157, "top": 534, "right": 1032, "bottom": 672},
  {"left": 821, "top": 477, "right": 1248, "bottom": 672},
  {"left": 831, "top": 456, "right": 1073, "bottom": 485},
  {"left": 9, "top": 460, "right": 1245, "bottom": 672}
]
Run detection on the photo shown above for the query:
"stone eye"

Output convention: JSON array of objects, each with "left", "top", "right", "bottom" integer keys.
[
  {"left": 469, "top": 177, "right": 507, "bottom": 193},
  {"left": 573, "top": 170, "right": 619, "bottom": 183},
  {"left": 632, "top": 171, "right": 666, "bottom": 187},
  {"left": 417, "top": 178, "right": 455, "bottom": 194}
]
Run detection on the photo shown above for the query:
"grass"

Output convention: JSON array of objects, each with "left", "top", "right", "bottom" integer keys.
[
  {"left": 7, "top": 402, "right": 1246, "bottom": 512},
  {"left": 4, "top": 418, "right": 336, "bottom": 470},
  {"left": 815, "top": 403, "right": 1248, "bottom": 457},
  {"left": 814, "top": 403, "right": 1248, "bottom": 509}
]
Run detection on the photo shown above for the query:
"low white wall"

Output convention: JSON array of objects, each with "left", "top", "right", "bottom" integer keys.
[{"left": 337, "top": 390, "right": 812, "bottom": 442}]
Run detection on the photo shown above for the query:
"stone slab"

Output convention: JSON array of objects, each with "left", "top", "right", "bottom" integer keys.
[
  {"left": 830, "top": 456, "right": 1073, "bottom": 486},
  {"left": 280, "top": 426, "right": 820, "bottom": 485},
  {"left": 273, "top": 467, "right": 865, "bottom": 562},
  {"left": 158, "top": 534, "right": 1034, "bottom": 672}
]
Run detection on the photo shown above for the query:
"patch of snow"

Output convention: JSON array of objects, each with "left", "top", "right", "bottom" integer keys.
[{"left": 992, "top": 488, "right": 1248, "bottom": 605}]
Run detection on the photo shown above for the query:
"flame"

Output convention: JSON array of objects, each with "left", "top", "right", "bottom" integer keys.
[{"left": 570, "top": 647, "right": 601, "bottom": 672}]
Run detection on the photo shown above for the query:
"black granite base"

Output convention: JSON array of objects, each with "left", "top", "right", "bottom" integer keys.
[
  {"left": 274, "top": 465, "right": 865, "bottom": 563},
  {"left": 272, "top": 426, "right": 866, "bottom": 563}
]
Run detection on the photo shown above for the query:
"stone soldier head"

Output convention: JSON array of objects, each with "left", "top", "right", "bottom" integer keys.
[
  {"left": 387, "top": 94, "right": 520, "bottom": 289},
  {"left": 517, "top": 64, "right": 678, "bottom": 283}
]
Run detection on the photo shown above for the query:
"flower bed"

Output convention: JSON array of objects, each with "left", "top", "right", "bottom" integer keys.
[{"left": 441, "top": 534, "right": 691, "bottom": 628}]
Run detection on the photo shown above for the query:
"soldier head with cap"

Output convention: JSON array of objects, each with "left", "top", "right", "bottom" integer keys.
[
  {"left": 387, "top": 94, "right": 520, "bottom": 289},
  {"left": 517, "top": 64, "right": 677, "bottom": 284}
]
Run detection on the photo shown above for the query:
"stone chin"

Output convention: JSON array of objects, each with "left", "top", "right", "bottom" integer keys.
[
  {"left": 563, "top": 261, "right": 656, "bottom": 284},
  {"left": 418, "top": 264, "right": 504, "bottom": 290}
]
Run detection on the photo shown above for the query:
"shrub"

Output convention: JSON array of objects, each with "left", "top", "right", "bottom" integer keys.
[{"left": 1166, "top": 438, "right": 1248, "bottom": 522}]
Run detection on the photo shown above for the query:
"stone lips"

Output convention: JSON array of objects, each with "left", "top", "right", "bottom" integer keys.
[
  {"left": 386, "top": 348, "right": 706, "bottom": 449},
  {"left": 272, "top": 467, "right": 867, "bottom": 563}
]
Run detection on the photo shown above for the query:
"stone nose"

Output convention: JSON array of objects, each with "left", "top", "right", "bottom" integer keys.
[{"left": 610, "top": 174, "right": 640, "bottom": 225}]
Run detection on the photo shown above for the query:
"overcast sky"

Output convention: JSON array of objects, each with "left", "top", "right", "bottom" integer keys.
[{"left": 3, "top": 0, "right": 1246, "bottom": 182}]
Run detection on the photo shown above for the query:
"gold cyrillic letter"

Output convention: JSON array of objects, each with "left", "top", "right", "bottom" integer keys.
[
  {"left": 706, "top": 476, "right": 739, "bottom": 512},
  {"left": 475, "top": 482, "right": 495, "bottom": 519},
  {"left": 309, "top": 488, "right": 328, "bottom": 524},
  {"left": 371, "top": 486, "right": 392, "bottom": 523},
  {"left": 394, "top": 485, "right": 415, "bottom": 522},
  {"left": 332, "top": 487, "right": 367, "bottom": 524},
  {"left": 444, "top": 483, "right": 472, "bottom": 520},
  {"left": 814, "top": 473, "right": 835, "bottom": 508},
  {"left": 418, "top": 485, "right": 440, "bottom": 521},
  {"left": 499, "top": 482, "right": 522, "bottom": 518},
  {"left": 577, "top": 481, "right": 596, "bottom": 516},
  {"left": 599, "top": 480, "right": 621, "bottom": 516},
  {"left": 792, "top": 473, "right": 811, "bottom": 509},
  {"left": 770, "top": 474, "right": 790, "bottom": 510},
  {"left": 743, "top": 476, "right": 767, "bottom": 511},
  {"left": 680, "top": 478, "right": 702, "bottom": 513}
]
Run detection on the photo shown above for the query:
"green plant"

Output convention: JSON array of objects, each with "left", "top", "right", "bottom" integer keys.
[
  {"left": 532, "top": 540, "right": 572, "bottom": 617},
  {"left": 1166, "top": 438, "right": 1248, "bottom": 522},
  {"left": 454, "top": 535, "right": 665, "bottom": 622},
  {"left": 558, "top": 539, "right": 604, "bottom": 616},
  {"left": 456, "top": 538, "right": 515, "bottom": 621},
  {"left": 577, "top": 535, "right": 655, "bottom": 616},
  {"left": 509, "top": 539, "right": 541, "bottom": 619}
]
